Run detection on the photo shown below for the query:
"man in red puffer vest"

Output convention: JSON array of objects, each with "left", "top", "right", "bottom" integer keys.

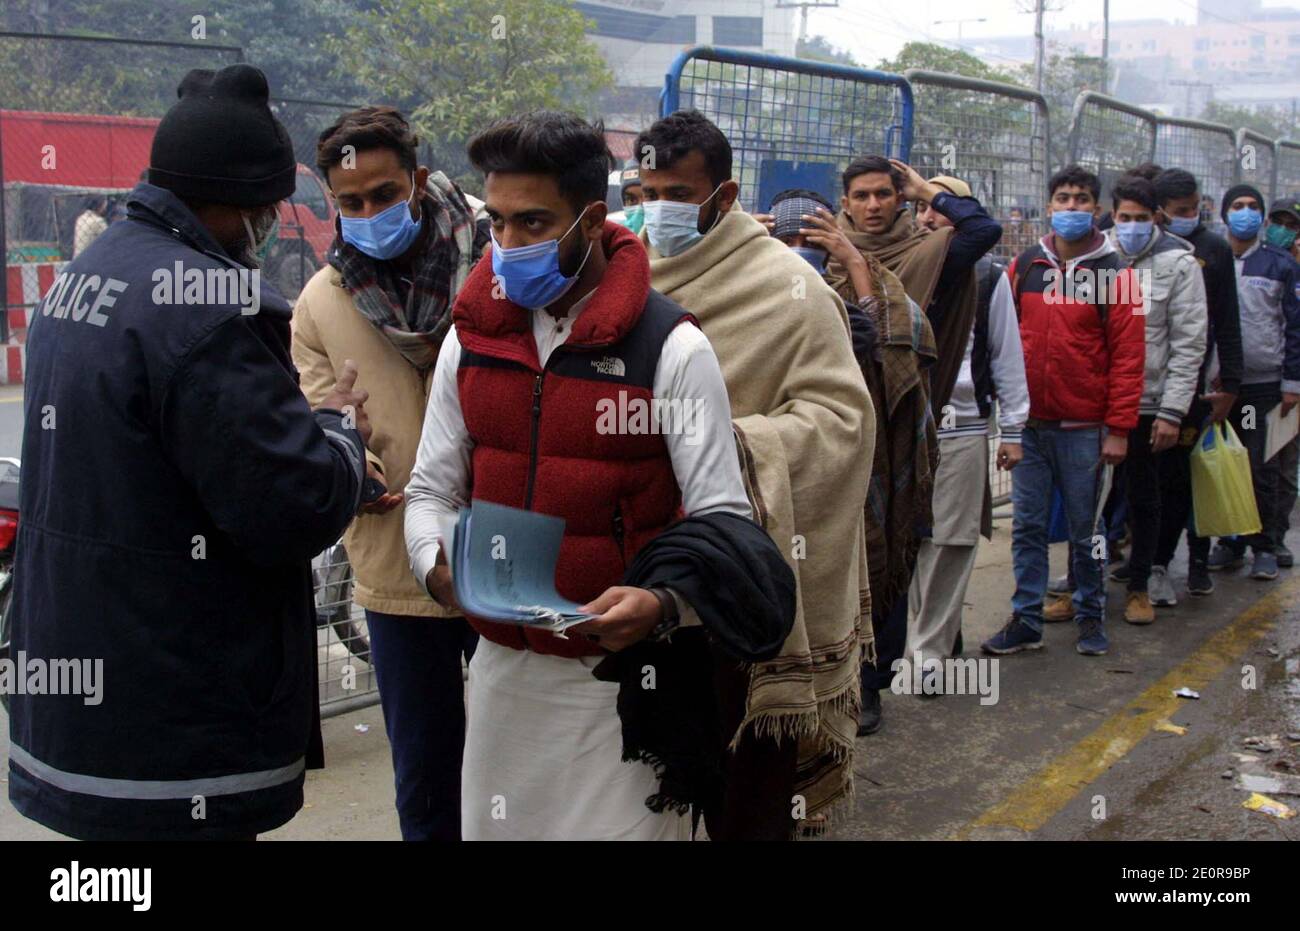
[{"left": 404, "top": 111, "right": 751, "bottom": 840}]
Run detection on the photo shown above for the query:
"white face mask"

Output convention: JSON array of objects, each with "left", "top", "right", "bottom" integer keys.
[
  {"left": 240, "top": 207, "right": 279, "bottom": 265},
  {"left": 642, "top": 183, "right": 724, "bottom": 258}
]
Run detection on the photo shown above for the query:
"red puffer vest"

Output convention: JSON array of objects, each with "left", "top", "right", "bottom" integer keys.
[{"left": 451, "top": 222, "right": 693, "bottom": 657}]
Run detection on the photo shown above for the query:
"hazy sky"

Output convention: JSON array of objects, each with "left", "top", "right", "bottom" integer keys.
[{"left": 803, "top": 0, "right": 1299, "bottom": 67}]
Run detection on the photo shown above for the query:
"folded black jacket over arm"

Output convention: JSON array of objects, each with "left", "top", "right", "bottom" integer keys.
[{"left": 591, "top": 511, "right": 797, "bottom": 817}]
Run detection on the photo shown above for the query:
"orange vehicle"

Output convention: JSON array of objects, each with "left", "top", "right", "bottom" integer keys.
[{"left": 1, "top": 108, "right": 337, "bottom": 336}]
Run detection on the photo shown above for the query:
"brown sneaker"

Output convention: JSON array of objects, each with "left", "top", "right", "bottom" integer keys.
[
  {"left": 1043, "top": 592, "right": 1075, "bottom": 622},
  {"left": 1124, "top": 591, "right": 1155, "bottom": 625}
]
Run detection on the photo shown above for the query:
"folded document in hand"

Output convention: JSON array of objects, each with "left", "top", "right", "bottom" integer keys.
[{"left": 451, "top": 500, "right": 595, "bottom": 632}]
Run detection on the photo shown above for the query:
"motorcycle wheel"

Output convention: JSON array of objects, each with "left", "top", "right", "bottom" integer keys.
[{"left": 0, "top": 578, "right": 12, "bottom": 713}]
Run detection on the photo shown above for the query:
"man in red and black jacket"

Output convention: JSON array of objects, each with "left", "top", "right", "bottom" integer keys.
[
  {"left": 402, "top": 112, "right": 752, "bottom": 840},
  {"left": 982, "top": 165, "right": 1146, "bottom": 658}
]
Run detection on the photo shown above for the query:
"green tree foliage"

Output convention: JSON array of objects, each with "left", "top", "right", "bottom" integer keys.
[
  {"left": 883, "top": 44, "right": 1040, "bottom": 231},
  {"left": 797, "top": 35, "right": 858, "bottom": 67},
  {"left": 1201, "top": 101, "right": 1296, "bottom": 143},
  {"left": 1013, "top": 48, "right": 1106, "bottom": 171},
  {"left": 330, "top": 0, "right": 612, "bottom": 187},
  {"left": 876, "top": 41, "right": 1011, "bottom": 82},
  {"left": 0, "top": 1, "right": 242, "bottom": 116}
]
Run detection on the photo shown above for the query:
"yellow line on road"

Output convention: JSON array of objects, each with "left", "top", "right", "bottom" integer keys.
[
  {"left": 0, "top": 396, "right": 22, "bottom": 404},
  {"left": 956, "top": 575, "right": 1298, "bottom": 837}
]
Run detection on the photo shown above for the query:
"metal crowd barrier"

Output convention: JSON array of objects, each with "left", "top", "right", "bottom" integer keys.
[
  {"left": 660, "top": 46, "right": 913, "bottom": 211},
  {"left": 904, "top": 69, "right": 1050, "bottom": 266},
  {"left": 1067, "top": 91, "right": 1158, "bottom": 207},
  {"left": 1155, "top": 117, "right": 1237, "bottom": 233},
  {"left": 313, "top": 541, "right": 381, "bottom": 718},
  {"left": 1236, "top": 129, "right": 1278, "bottom": 203},
  {"left": 1278, "top": 140, "right": 1300, "bottom": 198}
]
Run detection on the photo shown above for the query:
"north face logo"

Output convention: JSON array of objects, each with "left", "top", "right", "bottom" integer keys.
[{"left": 592, "top": 356, "right": 626, "bottom": 377}]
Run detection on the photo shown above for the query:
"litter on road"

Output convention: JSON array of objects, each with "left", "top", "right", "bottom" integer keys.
[{"left": 1242, "top": 792, "right": 1296, "bottom": 819}]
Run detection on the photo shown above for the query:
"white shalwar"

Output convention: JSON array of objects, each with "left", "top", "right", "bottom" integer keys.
[{"left": 404, "top": 289, "right": 751, "bottom": 841}]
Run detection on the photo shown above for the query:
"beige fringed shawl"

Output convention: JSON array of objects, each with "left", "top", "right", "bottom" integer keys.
[{"left": 647, "top": 209, "right": 875, "bottom": 820}]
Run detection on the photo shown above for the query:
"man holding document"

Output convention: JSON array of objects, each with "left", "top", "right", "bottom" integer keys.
[{"left": 404, "top": 111, "right": 754, "bottom": 840}]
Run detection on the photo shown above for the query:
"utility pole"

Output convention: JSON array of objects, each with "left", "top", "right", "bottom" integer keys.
[
  {"left": 775, "top": 0, "right": 840, "bottom": 48},
  {"left": 1034, "top": 0, "right": 1046, "bottom": 93},
  {"left": 1101, "top": 0, "right": 1110, "bottom": 94}
]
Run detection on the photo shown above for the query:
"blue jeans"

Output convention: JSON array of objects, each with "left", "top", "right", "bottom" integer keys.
[
  {"left": 366, "top": 611, "right": 477, "bottom": 841},
  {"left": 1012, "top": 425, "right": 1107, "bottom": 632}
]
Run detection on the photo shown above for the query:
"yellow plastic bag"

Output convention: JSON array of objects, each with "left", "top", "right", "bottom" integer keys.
[{"left": 1190, "top": 422, "right": 1262, "bottom": 538}]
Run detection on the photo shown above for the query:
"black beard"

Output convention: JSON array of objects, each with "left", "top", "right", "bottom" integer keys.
[{"left": 558, "top": 230, "right": 590, "bottom": 278}]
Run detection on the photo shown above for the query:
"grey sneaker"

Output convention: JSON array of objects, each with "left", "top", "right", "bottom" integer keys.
[
  {"left": 1148, "top": 565, "right": 1177, "bottom": 607},
  {"left": 1250, "top": 550, "right": 1279, "bottom": 580},
  {"left": 1047, "top": 573, "right": 1071, "bottom": 595},
  {"left": 1075, "top": 617, "right": 1109, "bottom": 656},
  {"left": 1208, "top": 542, "right": 1245, "bottom": 571},
  {"left": 1276, "top": 544, "right": 1293, "bottom": 568}
]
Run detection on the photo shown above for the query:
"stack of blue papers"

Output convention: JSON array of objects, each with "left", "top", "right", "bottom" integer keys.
[{"left": 451, "top": 500, "right": 596, "bottom": 632}]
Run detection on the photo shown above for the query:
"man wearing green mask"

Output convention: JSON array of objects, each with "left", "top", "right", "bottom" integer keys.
[
  {"left": 1266, "top": 197, "right": 1300, "bottom": 260},
  {"left": 618, "top": 161, "right": 644, "bottom": 234}
]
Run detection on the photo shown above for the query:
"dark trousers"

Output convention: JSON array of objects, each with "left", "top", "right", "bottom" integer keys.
[
  {"left": 1154, "top": 401, "right": 1211, "bottom": 568},
  {"left": 1220, "top": 390, "right": 1281, "bottom": 555},
  {"left": 703, "top": 657, "right": 799, "bottom": 841},
  {"left": 1278, "top": 435, "right": 1299, "bottom": 539},
  {"left": 1124, "top": 415, "right": 1163, "bottom": 591},
  {"left": 366, "top": 610, "right": 477, "bottom": 841},
  {"left": 861, "top": 592, "right": 908, "bottom": 691}
]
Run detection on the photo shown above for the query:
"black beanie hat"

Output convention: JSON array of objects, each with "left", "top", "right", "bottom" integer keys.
[
  {"left": 149, "top": 65, "right": 296, "bottom": 207},
  {"left": 1221, "top": 183, "right": 1265, "bottom": 222}
]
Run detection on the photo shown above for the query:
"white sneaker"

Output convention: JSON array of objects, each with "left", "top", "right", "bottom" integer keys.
[{"left": 1148, "top": 565, "right": 1177, "bottom": 607}]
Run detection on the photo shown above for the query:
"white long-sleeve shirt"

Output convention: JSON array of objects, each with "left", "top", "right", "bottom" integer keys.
[
  {"left": 404, "top": 288, "right": 752, "bottom": 604},
  {"left": 939, "top": 272, "right": 1030, "bottom": 444}
]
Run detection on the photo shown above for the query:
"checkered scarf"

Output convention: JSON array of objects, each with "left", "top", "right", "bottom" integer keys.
[{"left": 329, "top": 171, "right": 487, "bottom": 371}]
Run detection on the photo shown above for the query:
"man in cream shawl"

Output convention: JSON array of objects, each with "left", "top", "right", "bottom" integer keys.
[{"left": 636, "top": 111, "right": 874, "bottom": 838}]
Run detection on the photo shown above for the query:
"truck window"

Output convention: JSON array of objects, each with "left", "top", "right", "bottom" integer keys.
[{"left": 293, "top": 171, "right": 331, "bottom": 221}]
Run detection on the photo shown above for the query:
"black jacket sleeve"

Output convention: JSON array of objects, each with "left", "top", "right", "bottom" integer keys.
[
  {"left": 159, "top": 315, "right": 366, "bottom": 566},
  {"left": 1204, "top": 238, "right": 1243, "bottom": 395},
  {"left": 932, "top": 192, "right": 1003, "bottom": 303}
]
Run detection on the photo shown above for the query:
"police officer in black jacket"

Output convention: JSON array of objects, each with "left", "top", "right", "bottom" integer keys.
[{"left": 7, "top": 65, "right": 371, "bottom": 840}]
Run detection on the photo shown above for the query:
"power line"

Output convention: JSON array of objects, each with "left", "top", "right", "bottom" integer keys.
[{"left": 813, "top": 4, "right": 1028, "bottom": 68}]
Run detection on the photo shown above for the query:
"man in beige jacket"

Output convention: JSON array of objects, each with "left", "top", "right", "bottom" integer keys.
[{"left": 292, "top": 106, "right": 487, "bottom": 840}]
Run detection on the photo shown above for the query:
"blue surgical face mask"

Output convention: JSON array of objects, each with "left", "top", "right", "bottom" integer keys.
[
  {"left": 643, "top": 184, "right": 723, "bottom": 258},
  {"left": 1115, "top": 219, "right": 1154, "bottom": 255},
  {"left": 791, "top": 245, "right": 828, "bottom": 273},
  {"left": 340, "top": 174, "right": 422, "bottom": 260},
  {"left": 1166, "top": 215, "right": 1199, "bottom": 237},
  {"left": 1226, "top": 207, "right": 1263, "bottom": 240},
  {"left": 490, "top": 206, "right": 593, "bottom": 310},
  {"left": 621, "top": 205, "right": 644, "bottom": 234},
  {"left": 1264, "top": 223, "right": 1298, "bottom": 251},
  {"left": 1050, "top": 209, "right": 1094, "bottom": 242}
]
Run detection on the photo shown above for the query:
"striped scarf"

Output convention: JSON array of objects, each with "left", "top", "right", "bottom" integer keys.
[{"left": 329, "top": 171, "right": 486, "bottom": 370}]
